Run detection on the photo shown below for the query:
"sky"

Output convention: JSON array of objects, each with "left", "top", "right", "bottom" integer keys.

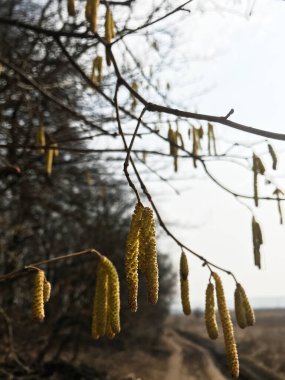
[{"left": 134, "top": 0, "right": 285, "bottom": 309}]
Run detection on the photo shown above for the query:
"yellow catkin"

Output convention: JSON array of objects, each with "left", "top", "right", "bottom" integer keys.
[
  {"left": 101, "top": 256, "right": 121, "bottom": 334},
  {"left": 168, "top": 125, "right": 175, "bottom": 156},
  {"left": 141, "top": 207, "right": 159, "bottom": 305},
  {"left": 268, "top": 143, "right": 277, "bottom": 170},
  {"left": 205, "top": 282, "right": 219, "bottom": 339},
  {"left": 273, "top": 188, "right": 283, "bottom": 225},
  {"left": 105, "top": 5, "right": 113, "bottom": 66},
  {"left": 51, "top": 143, "right": 59, "bottom": 157},
  {"left": 92, "top": 263, "right": 108, "bottom": 338},
  {"left": 36, "top": 127, "right": 46, "bottom": 154},
  {"left": 253, "top": 153, "right": 266, "bottom": 207},
  {"left": 207, "top": 123, "right": 217, "bottom": 155},
  {"left": 90, "top": 0, "right": 100, "bottom": 33},
  {"left": 125, "top": 202, "right": 144, "bottom": 312},
  {"left": 173, "top": 129, "right": 179, "bottom": 172},
  {"left": 46, "top": 148, "right": 54, "bottom": 176},
  {"left": 131, "top": 81, "right": 138, "bottom": 111},
  {"left": 253, "top": 154, "right": 259, "bottom": 207},
  {"left": 110, "top": 12, "right": 116, "bottom": 38},
  {"left": 43, "top": 278, "right": 51, "bottom": 303},
  {"left": 180, "top": 251, "right": 190, "bottom": 315},
  {"left": 213, "top": 272, "right": 239, "bottom": 379},
  {"left": 234, "top": 286, "right": 247, "bottom": 329},
  {"left": 178, "top": 132, "right": 184, "bottom": 150},
  {"left": 92, "top": 56, "right": 103, "bottom": 84},
  {"left": 105, "top": 284, "right": 115, "bottom": 339},
  {"left": 252, "top": 217, "right": 263, "bottom": 269},
  {"left": 237, "top": 283, "right": 255, "bottom": 326},
  {"left": 33, "top": 270, "right": 45, "bottom": 321},
  {"left": 198, "top": 126, "right": 204, "bottom": 140},
  {"left": 67, "top": 0, "right": 76, "bottom": 16},
  {"left": 192, "top": 127, "right": 199, "bottom": 168}
]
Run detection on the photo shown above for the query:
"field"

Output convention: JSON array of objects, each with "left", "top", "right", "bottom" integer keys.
[{"left": 85, "top": 309, "right": 285, "bottom": 380}]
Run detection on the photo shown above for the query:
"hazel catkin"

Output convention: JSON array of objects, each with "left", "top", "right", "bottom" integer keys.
[
  {"left": 140, "top": 207, "right": 159, "bottom": 305},
  {"left": 101, "top": 256, "right": 121, "bottom": 334},
  {"left": 180, "top": 251, "right": 191, "bottom": 315},
  {"left": 237, "top": 283, "right": 255, "bottom": 326},
  {"left": 205, "top": 282, "right": 219, "bottom": 339},
  {"left": 43, "top": 278, "right": 51, "bottom": 303},
  {"left": 67, "top": 0, "right": 76, "bottom": 16},
  {"left": 90, "top": 0, "right": 100, "bottom": 33},
  {"left": 234, "top": 286, "right": 247, "bottom": 329},
  {"left": 46, "top": 148, "right": 54, "bottom": 176},
  {"left": 33, "top": 270, "right": 45, "bottom": 321},
  {"left": 213, "top": 272, "right": 239, "bottom": 379},
  {"left": 125, "top": 202, "right": 144, "bottom": 312},
  {"left": 268, "top": 143, "right": 277, "bottom": 170},
  {"left": 92, "top": 263, "right": 108, "bottom": 338}
]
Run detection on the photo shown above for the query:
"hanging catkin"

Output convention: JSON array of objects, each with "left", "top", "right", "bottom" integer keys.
[
  {"left": 140, "top": 207, "right": 159, "bottom": 305},
  {"left": 101, "top": 256, "right": 121, "bottom": 334},
  {"left": 205, "top": 282, "right": 219, "bottom": 339},
  {"left": 131, "top": 81, "right": 138, "bottom": 111},
  {"left": 252, "top": 154, "right": 259, "bottom": 207},
  {"left": 252, "top": 153, "right": 265, "bottom": 207},
  {"left": 91, "top": 56, "right": 103, "bottom": 84},
  {"left": 46, "top": 148, "right": 54, "bottom": 176},
  {"left": 90, "top": 0, "right": 100, "bottom": 33},
  {"left": 180, "top": 251, "right": 191, "bottom": 315},
  {"left": 268, "top": 143, "right": 277, "bottom": 170},
  {"left": 213, "top": 272, "right": 239, "bottom": 379},
  {"left": 67, "top": 0, "right": 76, "bottom": 16},
  {"left": 105, "top": 5, "right": 113, "bottom": 66},
  {"left": 234, "top": 286, "right": 247, "bottom": 329},
  {"left": 207, "top": 123, "right": 217, "bottom": 155},
  {"left": 192, "top": 127, "right": 199, "bottom": 168},
  {"left": 252, "top": 216, "right": 263, "bottom": 269},
  {"left": 125, "top": 203, "right": 144, "bottom": 312},
  {"left": 236, "top": 283, "right": 255, "bottom": 326},
  {"left": 273, "top": 188, "right": 283, "bottom": 225},
  {"left": 43, "top": 278, "right": 51, "bottom": 303},
  {"left": 33, "top": 270, "right": 45, "bottom": 321}
]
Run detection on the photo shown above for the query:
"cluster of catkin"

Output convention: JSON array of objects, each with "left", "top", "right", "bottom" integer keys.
[
  {"left": 68, "top": 1, "right": 116, "bottom": 68},
  {"left": 204, "top": 272, "right": 255, "bottom": 379},
  {"left": 125, "top": 203, "right": 159, "bottom": 312},
  {"left": 32, "top": 270, "right": 52, "bottom": 321},
  {"left": 92, "top": 255, "right": 120, "bottom": 339},
  {"left": 68, "top": 1, "right": 116, "bottom": 41},
  {"left": 167, "top": 124, "right": 184, "bottom": 172},
  {"left": 36, "top": 127, "right": 59, "bottom": 176}
]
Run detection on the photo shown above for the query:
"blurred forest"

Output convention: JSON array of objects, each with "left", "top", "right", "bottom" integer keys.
[{"left": 0, "top": 0, "right": 175, "bottom": 377}]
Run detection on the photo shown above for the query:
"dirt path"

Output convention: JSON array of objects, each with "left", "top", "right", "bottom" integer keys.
[{"left": 163, "top": 329, "right": 226, "bottom": 380}]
